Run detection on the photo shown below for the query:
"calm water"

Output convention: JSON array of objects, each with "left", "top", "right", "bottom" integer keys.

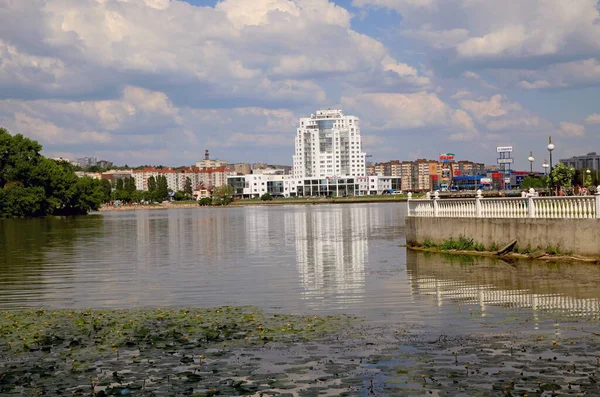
[{"left": 1, "top": 204, "right": 599, "bottom": 334}]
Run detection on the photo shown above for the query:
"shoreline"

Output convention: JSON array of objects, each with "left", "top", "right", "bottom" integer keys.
[
  {"left": 406, "top": 245, "right": 600, "bottom": 264},
  {"left": 97, "top": 197, "right": 409, "bottom": 211}
]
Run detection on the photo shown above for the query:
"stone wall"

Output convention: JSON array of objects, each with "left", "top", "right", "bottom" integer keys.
[{"left": 405, "top": 217, "right": 600, "bottom": 257}]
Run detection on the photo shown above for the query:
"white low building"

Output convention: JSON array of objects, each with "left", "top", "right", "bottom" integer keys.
[{"left": 228, "top": 175, "right": 400, "bottom": 198}]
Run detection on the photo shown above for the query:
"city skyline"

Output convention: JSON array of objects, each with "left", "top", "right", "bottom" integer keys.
[{"left": 0, "top": 0, "right": 599, "bottom": 170}]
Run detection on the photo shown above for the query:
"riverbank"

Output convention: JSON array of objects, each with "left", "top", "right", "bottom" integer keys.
[
  {"left": 406, "top": 244, "right": 600, "bottom": 264},
  {"left": 2, "top": 307, "right": 599, "bottom": 396},
  {"left": 98, "top": 203, "right": 200, "bottom": 211},
  {"left": 97, "top": 196, "right": 410, "bottom": 211}
]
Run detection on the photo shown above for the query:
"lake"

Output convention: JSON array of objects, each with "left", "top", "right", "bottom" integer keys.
[{"left": 1, "top": 203, "right": 599, "bottom": 334}]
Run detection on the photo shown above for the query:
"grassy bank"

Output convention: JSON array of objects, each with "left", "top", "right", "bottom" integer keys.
[{"left": 407, "top": 235, "right": 600, "bottom": 264}]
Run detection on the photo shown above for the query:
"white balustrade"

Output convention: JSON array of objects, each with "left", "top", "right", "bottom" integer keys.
[{"left": 407, "top": 187, "right": 600, "bottom": 219}]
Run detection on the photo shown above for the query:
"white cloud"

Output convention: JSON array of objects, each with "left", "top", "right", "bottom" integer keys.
[
  {"left": 355, "top": 0, "right": 600, "bottom": 66},
  {"left": 514, "top": 58, "right": 600, "bottom": 89},
  {"left": 585, "top": 113, "right": 600, "bottom": 125},
  {"left": 519, "top": 80, "right": 552, "bottom": 90},
  {"left": 352, "top": 0, "right": 436, "bottom": 12},
  {"left": 207, "top": 133, "right": 292, "bottom": 148},
  {"left": 450, "top": 90, "right": 473, "bottom": 99},
  {"left": 459, "top": 94, "right": 545, "bottom": 133},
  {"left": 401, "top": 28, "right": 469, "bottom": 49},
  {"left": 558, "top": 122, "right": 585, "bottom": 137},
  {"left": 0, "top": 0, "right": 428, "bottom": 107},
  {"left": 459, "top": 94, "right": 521, "bottom": 123},
  {"left": 341, "top": 92, "right": 478, "bottom": 141}
]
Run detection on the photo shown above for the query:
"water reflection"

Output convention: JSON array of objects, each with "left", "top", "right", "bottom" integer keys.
[
  {"left": 0, "top": 216, "right": 104, "bottom": 307},
  {"left": 407, "top": 251, "right": 600, "bottom": 321},
  {"left": 294, "top": 206, "right": 369, "bottom": 305}
]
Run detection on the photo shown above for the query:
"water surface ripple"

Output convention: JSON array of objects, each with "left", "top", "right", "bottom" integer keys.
[{"left": 1, "top": 204, "right": 599, "bottom": 334}]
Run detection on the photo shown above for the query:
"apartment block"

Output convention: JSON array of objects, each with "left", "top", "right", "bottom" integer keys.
[{"left": 293, "top": 109, "right": 366, "bottom": 178}]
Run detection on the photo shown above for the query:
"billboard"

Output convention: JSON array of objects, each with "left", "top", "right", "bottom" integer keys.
[
  {"left": 497, "top": 158, "right": 514, "bottom": 164},
  {"left": 496, "top": 146, "right": 513, "bottom": 153},
  {"left": 439, "top": 153, "right": 455, "bottom": 162}
]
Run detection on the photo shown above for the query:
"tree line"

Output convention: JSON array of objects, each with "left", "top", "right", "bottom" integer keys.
[{"left": 0, "top": 128, "right": 108, "bottom": 218}]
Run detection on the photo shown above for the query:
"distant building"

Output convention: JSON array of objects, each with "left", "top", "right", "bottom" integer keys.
[
  {"left": 76, "top": 156, "right": 98, "bottom": 168},
  {"left": 293, "top": 109, "right": 366, "bottom": 178},
  {"left": 560, "top": 152, "right": 600, "bottom": 171},
  {"left": 97, "top": 160, "right": 113, "bottom": 168},
  {"left": 100, "top": 170, "right": 133, "bottom": 185},
  {"left": 196, "top": 150, "right": 228, "bottom": 169},
  {"left": 52, "top": 157, "right": 70, "bottom": 163},
  {"left": 232, "top": 163, "right": 252, "bottom": 175},
  {"left": 228, "top": 174, "right": 400, "bottom": 198},
  {"left": 75, "top": 171, "right": 102, "bottom": 179},
  {"left": 133, "top": 166, "right": 232, "bottom": 193}
]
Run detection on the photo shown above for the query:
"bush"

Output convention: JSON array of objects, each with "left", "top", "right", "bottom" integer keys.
[
  {"left": 545, "top": 244, "right": 561, "bottom": 255},
  {"left": 439, "top": 236, "right": 475, "bottom": 251},
  {"left": 260, "top": 193, "right": 273, "bottom": 201},
  {"left": 474, "top": 242, "right": 486, "bottom": 252},
  {"left": 198, "top": 197, "right": 212, "bottom": 206},
  {"left": 423, "top": 239, "right": 435, "bottom": 248},
  {"left": 488, "top": 242, "right": 500, "bottom": 252}
]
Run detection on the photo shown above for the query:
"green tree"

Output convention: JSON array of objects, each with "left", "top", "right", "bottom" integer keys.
[
  {"left": 116, "top": 178, "right": 124, "bottom": 192},
  {"left": 147, "top": 176, "right": 157, "bottom": 193},
  {"left": 125, "top": 177, "right": 136, "bottom": 194},
  {"left": 100, "top": 179, "right": 112, "bottom": 202},
  {"left": 550, "top": 163, "right": 575, "bottom": 189},
  {"left": 0, "top": 128, "right": 105, "bottom": 218},
  {"left": 212, "top": 184, "right": 234, "bottom": 205},
  {"left": 199, "top": 197, "right": 213, "bottom": 206},
  {"left": 155, "top": 175, "right": 169, "bottom": 202},
  {"left": 184, "top": 177, "right": 193, "bottom": 197},
  {"left": 260, "top": 193, "right": 273, "bottom": 201},
  {"left": 173, "top": 191, "right": 186, "bottom": 201},
  {"left": 520, "top": 176, "right": 546, "bottom": 190}
]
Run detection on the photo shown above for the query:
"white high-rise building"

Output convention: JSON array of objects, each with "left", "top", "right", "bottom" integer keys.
[{"left": 293, "top": 109, "right": 366, "bottom": 178}]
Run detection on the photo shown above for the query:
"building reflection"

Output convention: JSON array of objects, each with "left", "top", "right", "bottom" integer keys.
[
  {"left": 294, "top": 206, "right": 369, "bottom": 305},
  {"left": 407, "top": 251, "right": 600, "bottom": 329}
]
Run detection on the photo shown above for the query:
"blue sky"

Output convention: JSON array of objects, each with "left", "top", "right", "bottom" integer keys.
[{"left": 1, "top": 0, "right": 599, "bottom": 170}]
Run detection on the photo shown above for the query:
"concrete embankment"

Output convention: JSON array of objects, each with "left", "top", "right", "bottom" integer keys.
[
  {"left": 98, "top": 203, "right": 199, "bottom": 211},
  {"left": 405, "top": 217, "right": 600, "bottom": 258}
]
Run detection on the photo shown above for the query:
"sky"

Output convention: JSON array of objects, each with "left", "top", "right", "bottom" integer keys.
[{"left": 1, "top": 0, "right": 599, "bottom": 170}]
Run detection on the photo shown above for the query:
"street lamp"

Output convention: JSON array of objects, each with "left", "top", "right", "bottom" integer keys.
[
  {"left": 583, "top": 169, "right": 591, "bottom": 188},
  {"left": 528, "top": 151, "right": 535, "bottom": 174},
  {"left": 542, "top": 159, "right": 549, "bottom": 176},
  {"left": 547, "top": 136, "right": 555, "bottom": 194}
]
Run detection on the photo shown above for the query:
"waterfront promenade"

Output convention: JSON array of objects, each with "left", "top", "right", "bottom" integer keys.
[{"left": 406, "top": 188, "right": 600, "bottom": 258}]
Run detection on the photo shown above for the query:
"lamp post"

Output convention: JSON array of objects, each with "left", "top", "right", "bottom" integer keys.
[
  {"left": 584, "top": 169, "right": 591, "bottom": 188},
  {"left": 528, "top": 151, "right": 535, "bottom": 174},
  {"left": 542, "top": 160, "right": 549, "bottom": 176},
  {"left": 547, "top": 137, "right": 555, "bottom": 194}
]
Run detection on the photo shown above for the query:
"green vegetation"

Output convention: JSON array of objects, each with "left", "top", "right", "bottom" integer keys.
[
  {"left": 414, "top": 237, "right": 573, "bottom": 258},
  {"left": 550, "top": 162, "right": 575, "bottom": 189},
  {"left": 520, "top": 175, "right": 547, "bottom": 189},
  {"left": 260, "top": 193, "right": 273, "bottom": 201},
  {"left": 212, "top": 184, "right": 234, "bottom": 205},
  {"left": 545, "top": 244, "right": 562, "bottom": 255},
  {"left": 439, "top": 235, "right": 476, "bottom": 251},
  {"left": 0, "top": 307, "right": 355, "bottom": 395},
  {"left": 0, "top": 128, "right": 106, "bottom": 218},
  {"left": 198, "top": 197, "right": 213, "bottom": 206}
]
